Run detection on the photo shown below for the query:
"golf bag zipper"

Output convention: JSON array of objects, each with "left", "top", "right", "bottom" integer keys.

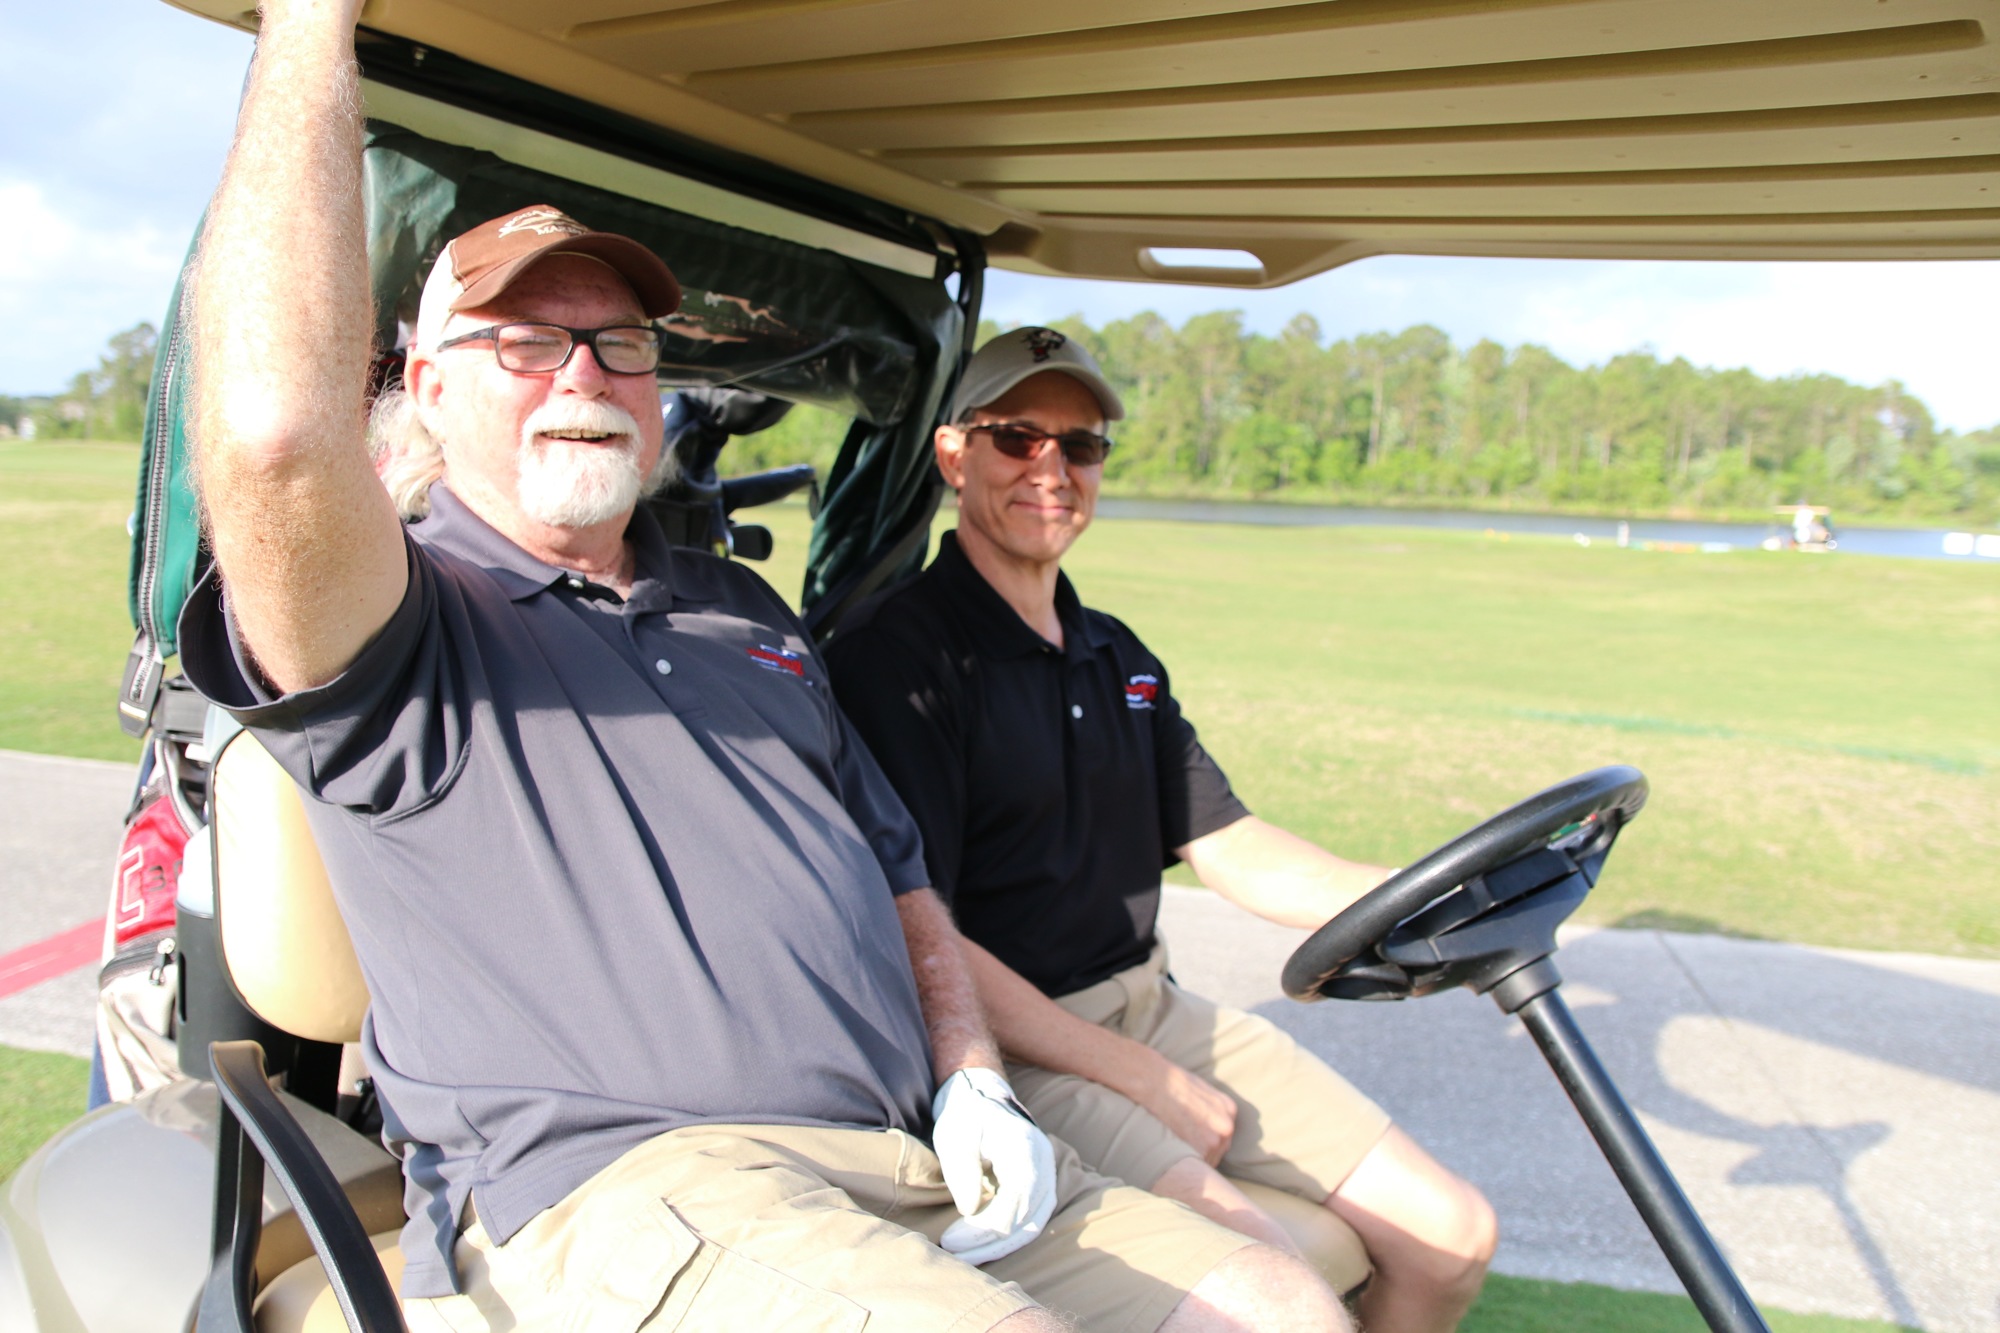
[{"left": 119, "top": 306, "right": 185, "bottom": 737}]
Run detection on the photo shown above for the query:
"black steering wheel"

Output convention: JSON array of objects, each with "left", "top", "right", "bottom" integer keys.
[{"left": 1282, "top": 766, "right": 1649, "bottom": 1003}]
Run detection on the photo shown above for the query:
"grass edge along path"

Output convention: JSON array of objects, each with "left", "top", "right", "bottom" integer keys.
[
  {"left": 0, "top": 1045, "right": 90, "bottom": 1184},
  {"left": 1466, "top": 1274, "right": 1917, "bottom": 1333}
]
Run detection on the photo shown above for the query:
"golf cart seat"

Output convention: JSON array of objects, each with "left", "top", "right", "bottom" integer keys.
[{"left": 203, "top": 729, "right": 407, "bottom": 1331}]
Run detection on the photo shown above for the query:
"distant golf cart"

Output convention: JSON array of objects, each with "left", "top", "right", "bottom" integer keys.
[
  {"left": 11, "top": 2, "right": 2000, "bottom": 1330},
  {"left": 1774, "top": 505, "right": 1840, "bottom": 552}
]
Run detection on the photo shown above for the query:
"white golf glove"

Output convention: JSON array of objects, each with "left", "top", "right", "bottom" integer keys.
[{"left": 930, "top": 1067, "right": 1058, "bottom": 1266}]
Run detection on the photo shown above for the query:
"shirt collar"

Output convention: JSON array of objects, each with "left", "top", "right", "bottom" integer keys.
[
  {"left": 930, "top": 530, "right": 1113, "bottom": 662},
  {"left": 412, "top": 484, "right": 710, "bottom": 608}
]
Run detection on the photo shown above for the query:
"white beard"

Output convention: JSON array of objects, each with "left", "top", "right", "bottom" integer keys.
[{"left": 513, "top": 399, "right": 677, "bottom": 529}]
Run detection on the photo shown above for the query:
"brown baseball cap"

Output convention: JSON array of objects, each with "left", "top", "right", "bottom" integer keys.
[{"left": 416, "top": 205, "right": 681, "bottom": 349}]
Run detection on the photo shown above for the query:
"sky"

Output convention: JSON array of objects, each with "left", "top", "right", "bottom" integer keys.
[{"left": 6, "top": 0, "right": 1997, "bottom": 431}]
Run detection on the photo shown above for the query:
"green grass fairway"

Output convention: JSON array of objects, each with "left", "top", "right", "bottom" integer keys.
[
  {"left": 0, "top": 441, "right": 144, "bottom": 762},
  {"left": 1053, "top": 517, "right": 1998, "bottom": 956},
  {"left": 1464, "top": 1275, "right": 1914, "bottom": 1332},
  {"left": 761, "top": 504, "right": 1998, "bottom": 957}
]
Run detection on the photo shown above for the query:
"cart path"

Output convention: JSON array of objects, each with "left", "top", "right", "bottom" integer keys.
[
  {"left": 1157, "top": 887, "right": 2000, "bottom": 1333},
  {"left": 3, "top": 750, "right": 1995, "bottom": 1330},
  {"left": 0, "top": 750, "right": 128, "bottom": 1057}
]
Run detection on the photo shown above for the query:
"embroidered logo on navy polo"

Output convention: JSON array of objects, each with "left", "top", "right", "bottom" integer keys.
[
  {"left": 1124, "top": 674, "right": 1159, "bottom": 709},
  {"left": 747, "top": 644, "right": 805, "bottom": 677}
]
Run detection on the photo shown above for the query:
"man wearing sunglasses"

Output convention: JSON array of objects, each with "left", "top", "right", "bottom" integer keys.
[{"left": 827, "top": 328, "right": 1499, "bottom": 1333}]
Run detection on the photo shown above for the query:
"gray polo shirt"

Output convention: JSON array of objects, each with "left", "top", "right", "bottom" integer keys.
[{"left": 179, "top": 486, "right": 936, "bottom": 1297}]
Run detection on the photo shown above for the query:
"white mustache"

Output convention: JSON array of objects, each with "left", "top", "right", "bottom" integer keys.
[{"left": 521, "top": 399, "right": 643, "bottom": 449}]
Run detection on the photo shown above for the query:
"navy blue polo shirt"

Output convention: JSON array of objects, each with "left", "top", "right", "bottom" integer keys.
[
  {"left": 180, "top": 486, "right": 936, "bottom": 1297},
  {"left": 826, "top": 531, "right": 1249, "bottom": 1000}
]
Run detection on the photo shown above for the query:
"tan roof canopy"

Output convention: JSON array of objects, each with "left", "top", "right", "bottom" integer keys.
[{"left": 173, "top": 0, "right": 2000, "bottom": 286}]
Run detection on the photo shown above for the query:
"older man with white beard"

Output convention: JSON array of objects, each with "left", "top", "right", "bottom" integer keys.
[
  {"left": 363, "top": 232, "right": 681, "bottom": 530},
  {"left": 173, "top": 2, "right": 1353, "bottom": 1330}
]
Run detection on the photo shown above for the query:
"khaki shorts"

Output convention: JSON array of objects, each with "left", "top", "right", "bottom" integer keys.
[
  {"left": 401, "top": 1121, "right": 1253, "bottom": 1333},
  {"left": 1007, "top": 942, "right": 1393, "bottom": 1206}
]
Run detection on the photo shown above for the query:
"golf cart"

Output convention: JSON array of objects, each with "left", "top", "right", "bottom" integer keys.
[{"left": 8, "top": 2, "right": 1998, "bottom": 1329}]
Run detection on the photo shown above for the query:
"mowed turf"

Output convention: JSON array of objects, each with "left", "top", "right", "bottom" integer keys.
[
  {"left": 0, "top": 1047, "right": 90, "bottom": 1183},
  {"left": 763, "top": 502, "right": 1999, "bottom": 956},
  {"left": 1463, "top": 1275, "right": 1914, "bottom": 1333},
  {"left": 1062, "top": 517, "right": 2000, "bottom": 957},
  {"left": 0, "top": 441, "right": 145, "bottom": 763}
]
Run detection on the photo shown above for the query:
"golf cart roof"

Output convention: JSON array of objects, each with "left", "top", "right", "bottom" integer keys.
[{"left": 170, "top": 0, "right": 2000, "bottom": 286}]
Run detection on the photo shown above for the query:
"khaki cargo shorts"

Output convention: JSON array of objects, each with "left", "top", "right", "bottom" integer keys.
[
  {"left": 400, "top": 1120, "right": 1252, "bottom": 1333},
  {"left": 1007, "top": 941, "right": 1393, "bottom": 1208}
]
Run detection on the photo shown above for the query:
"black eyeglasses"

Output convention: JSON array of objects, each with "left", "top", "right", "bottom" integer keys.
[
  {"left": 968, "top": 421, "right": 1114, "bottom": 467},
  {"left": 434, "top": 323, "right": 663, "bottom": 376}
]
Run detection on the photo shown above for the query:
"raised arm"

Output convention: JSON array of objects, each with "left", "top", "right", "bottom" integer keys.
[{"left": 192, "top": 0, "right": 406, "bottom": 694}]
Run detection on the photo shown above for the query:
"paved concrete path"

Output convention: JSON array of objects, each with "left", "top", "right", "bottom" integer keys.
[
  {"left": 0, "top": 749, "right": 130, "bottom": 1059},
  {"left": 2, "top": 750, "right": 1994, "bottom": 1329},
  {"left": 1158, "top": 887, "right": 2000, "bottom": 1333}
]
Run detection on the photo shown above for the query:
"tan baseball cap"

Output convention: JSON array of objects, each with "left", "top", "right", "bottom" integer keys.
[
  {"left": 948, "top": 327, "right": 1126, "bottom": 423},
  {"left": 415, "top": 205, "right": 681, "bottom": 350}
]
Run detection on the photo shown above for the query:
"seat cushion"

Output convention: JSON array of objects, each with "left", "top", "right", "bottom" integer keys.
[
  {"left": 252, "top": 1230, "right": 405, "bottom": 1333},
  {"left": 212, "top": 733, "right": 369, "bottom": 1044}
]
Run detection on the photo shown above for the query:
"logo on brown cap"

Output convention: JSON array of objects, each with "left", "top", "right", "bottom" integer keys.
[
  {"left": 436, "top": 204, "right": 681, "bottom": 321},
  {"left": 495, "top": 207, "right": 590, "bottom": 240}
]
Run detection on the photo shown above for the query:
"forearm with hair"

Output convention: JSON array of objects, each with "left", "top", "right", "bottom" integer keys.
[
  {"left": 192, "top": 0, "right": 405, "bottom": 693},
  {"left": 896, "top": 890, "right": 1004, "bottom": 1082},
  {"left": 197, "top": 5, "right": 371, "bottom": 461}
]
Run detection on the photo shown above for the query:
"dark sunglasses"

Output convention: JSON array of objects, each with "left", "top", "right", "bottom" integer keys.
[
  {"left": 969, "top": 421, "right": 1114, "bottom": 467},
  {"left": 434, "top": 322, "right": 663, "bottom": 376}
]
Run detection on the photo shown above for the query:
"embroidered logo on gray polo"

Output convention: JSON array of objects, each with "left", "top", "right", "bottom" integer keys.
[
  {"left": 1125, "top": 674, "right": 1159, "bottom": 709},
  {"left": 747, "top": 644, "right": 805, "bottom": 678}
]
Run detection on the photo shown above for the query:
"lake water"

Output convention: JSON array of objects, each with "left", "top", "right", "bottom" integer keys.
[{"left": 1095, "top": 499, "right": 2000, "bottom": 563}]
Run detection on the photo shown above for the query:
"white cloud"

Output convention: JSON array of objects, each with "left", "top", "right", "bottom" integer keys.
[
  {"left": 0, "top": 179, "right": 187, "bottom": 394},
  {"left": 984, "top": 257, "right": 2000, "bottom": 432},
  {"left": 0, "top": 0, "right": 248, "bottom": 397}
]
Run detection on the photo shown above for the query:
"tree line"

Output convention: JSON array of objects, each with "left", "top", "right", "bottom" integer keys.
[
  {"left": 2, "top": 322, "right": 158, "bottom": 444},
  {"left": 14, "top": 315, "right": 1998, "bottom": 527},
  {"left": 1011, "top": 313, "right": 1999, "bottom": 525}
]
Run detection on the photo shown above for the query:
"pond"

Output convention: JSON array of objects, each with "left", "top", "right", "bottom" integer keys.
[{"left": 1094, "top": 499, "right": 2000, "bottom": 563}]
